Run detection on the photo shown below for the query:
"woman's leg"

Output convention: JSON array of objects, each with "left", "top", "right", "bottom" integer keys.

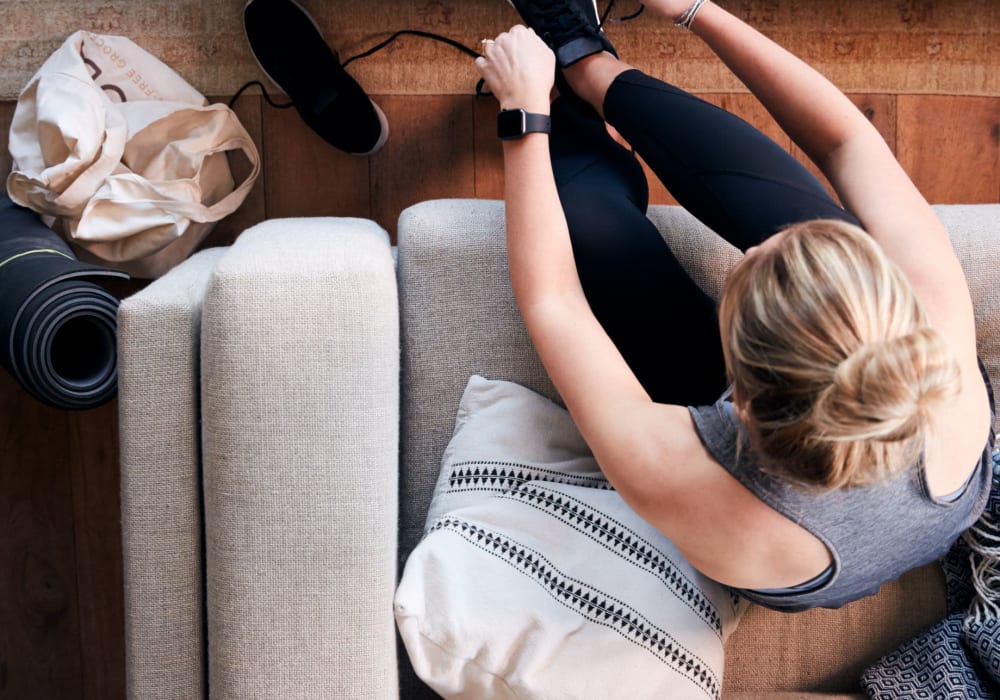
[
  {"left": 550, "top": 49, "right": 861, "bottom": 405},
  {"left": 549, "top": 97, "right": 728, "bottom": 405},
  {"left": 563, "top": 54, "right": 860, "bottom": 251}
]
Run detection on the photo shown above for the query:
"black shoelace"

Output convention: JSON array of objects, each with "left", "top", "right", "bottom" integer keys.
[
  {"left": 228, "top": 0, "right": 643, "bottom": 109},
  {"left": 602, "top": 1, "right": 645, "bottom": 23}
]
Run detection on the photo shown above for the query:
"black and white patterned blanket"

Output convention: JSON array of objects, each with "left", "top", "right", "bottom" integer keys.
[{"left": 861, "top": 451, "right": 1000, "bottom": 698}]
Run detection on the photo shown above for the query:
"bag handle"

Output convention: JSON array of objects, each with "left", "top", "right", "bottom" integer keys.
[{"left": 161, "top": 106, "right": 261, "bottom": 223}]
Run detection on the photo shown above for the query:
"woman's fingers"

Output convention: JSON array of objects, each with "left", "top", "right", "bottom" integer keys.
[{"left": 474, "top": 25, "right": 554, "bottom": 110}]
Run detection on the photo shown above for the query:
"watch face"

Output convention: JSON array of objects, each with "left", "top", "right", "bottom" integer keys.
[{"left": 497, "top": 109, "right": 526, "bottom": 140}]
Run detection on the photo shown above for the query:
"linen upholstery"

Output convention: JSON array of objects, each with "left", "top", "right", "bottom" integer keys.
[
  {"left": 723, "top": 564, "right": 945, "bottom": 694},
  {"left": 397, "top": 199, "right": 556, "bottom": 570},
  {"left": 199, "top": 219, "right": 400, "bottom": 699},
  {"left": 118, "top": 247, "right": 225, "bottom": 700},
  {"left": 644, "top": 205, "right": 741, "bottom": 302}
]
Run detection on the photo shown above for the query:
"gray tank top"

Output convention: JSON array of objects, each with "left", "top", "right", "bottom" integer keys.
[{"left": 687, "top": 370, "right": 995, "bottom": 611}]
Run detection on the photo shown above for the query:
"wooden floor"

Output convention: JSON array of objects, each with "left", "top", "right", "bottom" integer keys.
[{"left": 2, "top": 82, "right": 1000, "bottom": 698}]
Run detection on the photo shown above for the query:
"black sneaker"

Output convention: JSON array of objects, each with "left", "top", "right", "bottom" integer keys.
[
  {"left": 506, "top": 0, "right": 617, "bottom": 67},
  {"left": 243, "top": 0, "right": 388, "bottom": 155}
]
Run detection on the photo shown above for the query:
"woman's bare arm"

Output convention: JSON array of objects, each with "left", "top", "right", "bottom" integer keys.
[
  {"left": 478, "top": 29, "right": 653, "bottom": 454},
  {"left": 647, "top": 0, "right": 988, "bottom": 475},
  {"left": 475, "top": 27, "right": 702, "bottom": 516}
]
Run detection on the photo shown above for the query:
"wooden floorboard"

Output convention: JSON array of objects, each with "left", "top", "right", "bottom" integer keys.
[
  {"left": 68, "top": 402, "right": 125, "bottom": 700},
  {"left": 854, "top": 93, "right": 899, "bottom": 154},
  {"left": 898, "top": 94, "right": 1000, "bottom": 204},
  {"left": 369, "top": 94, "right": 477, "bottom": 239},
  {"left": 260, "top": 98, "right": 372, "bottom": 222},
  {"left": 1, "top": 374, "right": 83, "bottom": 700},
  {"left": 472, "top": 94, "right": 504, "bottom": 201},
  {"left": 2, "top": 99, "right": 84, "bottom": 700}
]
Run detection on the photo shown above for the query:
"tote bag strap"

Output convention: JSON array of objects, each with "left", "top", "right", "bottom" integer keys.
[{"left": 155, "top": 105, "right": 261, "bottom": 223}]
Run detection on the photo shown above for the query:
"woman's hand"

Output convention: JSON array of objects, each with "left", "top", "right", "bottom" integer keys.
[{"left": 474, "top": 25, "right": 555, "bottom": 115}]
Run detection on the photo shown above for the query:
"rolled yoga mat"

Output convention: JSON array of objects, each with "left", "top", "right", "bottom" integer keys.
[{"left": 0, "top": 194, "right": 129, "bottom": 409}]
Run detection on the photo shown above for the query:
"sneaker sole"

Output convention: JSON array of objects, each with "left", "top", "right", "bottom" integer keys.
[{"left": 243, "top": 0, "right": 389, "bottom": 155}]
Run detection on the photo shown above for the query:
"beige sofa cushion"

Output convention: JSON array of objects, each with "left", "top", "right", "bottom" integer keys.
[
  {"left": 200, "top": 219, "right": 400, "bottom": 700},
  {"left": 724, "top": 564, "right": 945, "bottom": 694}
]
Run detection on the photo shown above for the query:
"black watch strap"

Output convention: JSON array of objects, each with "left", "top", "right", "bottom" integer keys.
[{"left": 497, "top": 108, "right": 552, "bottom": 140}]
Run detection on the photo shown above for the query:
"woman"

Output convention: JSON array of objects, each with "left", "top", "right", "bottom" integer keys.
[{"left": 474, "top": 0, "right": 994, "bottom": 610}]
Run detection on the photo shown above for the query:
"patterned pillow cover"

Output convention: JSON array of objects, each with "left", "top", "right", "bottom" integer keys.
[{"left": 395, "top": 375, "right": 748, "bottom": 700}]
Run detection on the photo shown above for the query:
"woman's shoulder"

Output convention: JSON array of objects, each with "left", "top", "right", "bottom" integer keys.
[
  {"left": 923, "top": 368, "right": 993, "bottom": 499},
  {"left": 630, "top": 402, "right": 835, "bottom": 589}
]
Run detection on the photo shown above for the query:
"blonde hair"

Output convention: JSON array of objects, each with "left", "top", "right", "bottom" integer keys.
[{"left": 718, "top": 219, "right": 961, "bottom": 489}]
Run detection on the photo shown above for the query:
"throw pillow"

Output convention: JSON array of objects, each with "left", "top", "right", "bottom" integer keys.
[{"left": 395, "top": 375, "right": 747, "bottom": 700}]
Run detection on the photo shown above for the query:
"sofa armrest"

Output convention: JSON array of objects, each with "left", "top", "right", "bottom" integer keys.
[
  {"left": 200, "top": 218, "right": 400, "bottom": 699},
  {"left": 119, "top": 248, "right": 227, "bottom": 700}
]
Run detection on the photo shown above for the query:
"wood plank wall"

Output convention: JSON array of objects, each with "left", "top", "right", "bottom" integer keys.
[{"left": 2, "top": 84, "right": 1000, "bottom": 700}]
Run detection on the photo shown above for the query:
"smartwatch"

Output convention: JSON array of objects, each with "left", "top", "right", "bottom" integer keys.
[{"left": 497, "top": 108, "right": 552, "bottom": 140}]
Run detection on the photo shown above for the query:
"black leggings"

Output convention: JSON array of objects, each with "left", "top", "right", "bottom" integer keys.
[{"left": 551, "top": 69, "right": 859, "bottom": 406}]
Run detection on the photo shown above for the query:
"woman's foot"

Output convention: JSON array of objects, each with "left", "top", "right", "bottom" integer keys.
[{"left": 505, "top": 0, "right": 617, "bottom": 67}]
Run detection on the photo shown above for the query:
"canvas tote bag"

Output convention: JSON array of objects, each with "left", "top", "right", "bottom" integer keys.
[{"left": 7, "top": 31, "right": 260, "bottom": 278}]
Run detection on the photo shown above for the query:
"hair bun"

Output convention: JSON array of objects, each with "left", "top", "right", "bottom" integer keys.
[
  {"left": 817, "top": 326, "right": 960, "bottom": 443},
  {"left": 719, "top": 219, "right": 964, "bottom": 487}
]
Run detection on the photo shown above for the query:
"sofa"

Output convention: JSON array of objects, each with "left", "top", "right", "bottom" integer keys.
[{"left": 118, "top": 198, "right": 1000, "bottom": 699}]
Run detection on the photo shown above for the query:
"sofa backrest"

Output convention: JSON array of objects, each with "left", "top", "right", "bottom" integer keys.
[
  {"left": 395, "top": 200, "right": 739, "bottom": 567},
  {"left": 395, "top": 198, "right": 1000, "bottom": 697},
  {"left": 398, "top": 200, "right": 1000, "bottom": 572},
  {"left": 397, "top": 199, "right": 549, "bottom": 570}
]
